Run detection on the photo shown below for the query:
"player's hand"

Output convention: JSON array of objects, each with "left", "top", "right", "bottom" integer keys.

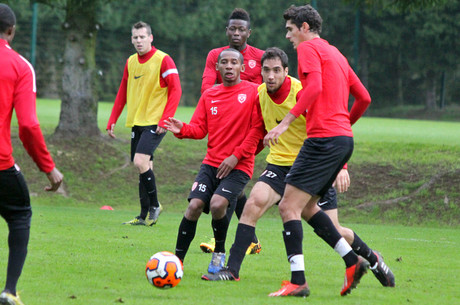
[
  {"left": 107, "top": 123, "right": 116, "bottom": 138},
  {"left": 216, "top": 155, "right": 238, "bottom": 179},
  {"left": 156, "top": 126, "right": 167, "bottom": 134},
  {"left": 164, "top": 117, "right": 183, "bottom": 134},
  {"left": 45, "top": 167, "right": 64, "bottom": 192},
  {"left": 264, "top": 124, "right": 288, "bottom": 147},
  {"left": 333, "top": 168, "right": 350, "bottom": 193},
  {"left": 263, "top": 113, "right": 296, "bottom": 147}
]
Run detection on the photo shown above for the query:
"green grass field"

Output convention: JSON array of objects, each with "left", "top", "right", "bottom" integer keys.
[
  {"left": 1, "top": 206, "right": 459, "bottom": 305},
  {"left": 3, "top": 99, "right": 460, "bottom": 304}
]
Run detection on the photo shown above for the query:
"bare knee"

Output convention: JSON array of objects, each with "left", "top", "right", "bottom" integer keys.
[
  {"left": 210, "top": 197, "right": 228, "bottom": 219},
  {"left": 185, "top": 200, "right": 204, "bottom": 221},
  {"left": 133, "top": 154, "right": 151, "bottom": 173}
]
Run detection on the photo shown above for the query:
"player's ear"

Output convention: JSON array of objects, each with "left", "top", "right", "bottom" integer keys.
[
  {"left": 285, "top": 67, "right": 289, "bottom": 76},
  {"left": 301, "top": 22, "right": 310, "bottom": 33},
  {"left": 241, "top": 63, "right": 245, "bottom": 72}
]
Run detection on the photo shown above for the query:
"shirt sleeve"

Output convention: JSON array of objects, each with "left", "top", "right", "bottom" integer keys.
[
  {"left": 290, "top": 71, "right": 322, "bottom": 117},
  {"left": 107, "top": 60, "right": 128, "bottom": 129},
  {"left": 201, "top": 50, "right": 218, "bottom": 94},
  {"left": 348, "top": 68, "right": 371, "bottom": 125},
  {"left": 158, "top": 55, "right": 182, "bottom": 128},
  {"left": 232, "top": 95, "right": 265, "bottom": 160},
  {"left": 14, "top": 60, "right": 55, "bottom": 173},
  {"left": 175, "top": 94, "right": 208, "bottom": 140}
]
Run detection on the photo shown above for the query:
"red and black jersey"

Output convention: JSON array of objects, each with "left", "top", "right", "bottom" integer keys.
[
  {"left": 176, "top": 80, "right": 264, "bottom": 178},
  {"left": 201, "top": 45, "right": 264, "bottom": 94},
  {"left": 0, "top": 39, "right": 55, "bottom": 172}
]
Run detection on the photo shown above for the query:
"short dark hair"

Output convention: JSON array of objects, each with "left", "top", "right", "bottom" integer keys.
[
  {"left": 132, "top": 21, "right": 152, "bottom": 35},
  {"left": 283, "top": 4, "right": 322, "bottom": 34},
  {"left": 0, "top": 3, "right": 16, "bottom": 34},
  {"left": 261, "top": 47, "right": 289, "bottom": 69},
  {"left": 218, "top": 48, "right": 244, "bottom": 64},
  {"left": 227, "top": 8, "right": 251, "bottom": 28}
]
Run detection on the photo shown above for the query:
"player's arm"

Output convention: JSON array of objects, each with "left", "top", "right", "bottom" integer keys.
[
  {"left": 201, "top": 50, "right": 218, "bottom": 94},
  {"left": 157, "top": 55, "right": 182, "bottom": 133},
  {"left": 348, "top": 68, "right": 371, "bottom": 125},
  {"left": 166, "top": 94, "right": 208, "bottom": 140},
  {"left": 107, "top": 60, "right": 129, "bottom": 138},
  {"left": 264, "top": 72, "right": 321, "bottom": 147},
  {"left": 14, "top": 62, "right": 63, "bottom": 191}
]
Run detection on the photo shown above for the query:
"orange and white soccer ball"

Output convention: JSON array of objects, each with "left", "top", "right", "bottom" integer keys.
[{"left": 145, "top": 251, "right": 184, "bottom": 288}]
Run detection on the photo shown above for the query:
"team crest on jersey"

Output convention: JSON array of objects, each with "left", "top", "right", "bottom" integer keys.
[
  {"left": 238, "top": 94, "right": 247, "bottom": 103},
  {"left": 191, "top": 182, "right": 198, "bottom": 191},
  {"left": 248, "top": 60, "right": 256, "bottom": 69}
]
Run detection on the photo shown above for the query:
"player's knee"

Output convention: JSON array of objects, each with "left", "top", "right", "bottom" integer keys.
[
  {"left": 209, "top": 200, "right": 227, "bottom": 218},
  {"left": 186, "top": 200, "right": 204, "bottom": 220}
]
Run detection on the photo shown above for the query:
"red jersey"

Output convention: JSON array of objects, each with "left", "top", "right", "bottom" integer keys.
[
  {"left": 175, "top": 80, "right": 264, "bottom": 177},
  {"left": 291, "top": 38, "right": 371, "bottom": 138},
  {"left": 107, "top": 46, "right": 182, "bottom": 129},
  {"left": 0, "top": 39, "right": 55, "bottom": 172},
  {"left": 201, "top": 45, "right": 264, "bottom": 93}
]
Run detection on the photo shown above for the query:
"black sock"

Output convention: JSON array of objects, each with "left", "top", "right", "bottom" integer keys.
[
  {"left": 227, "top": 223, "right": 255, "bottom": 277},
  {"left": 5, "top": 227, "right": 30, "bottom": 295},
  {"left": 283, "top": 220, "right": 305, "bottom": 285},
  {"left": 233, "top": 194, "right": 258, "bottom": 244},
  {"left": 175, "top": 217, "right": 197, "bottom": 262},
  {"left": 138, "top": 181, "right": 149, "bottom": 219},
  {"left": 351, "top": 232, "right": 377, "bottom": 266},
  {"left": 140, "top": 169, "right": 159, "bottom": 208},
  {"left": 212, "top": 216, "right": 229, "bottom": 253},
  {"left": 308, "top": 210, "right": 357, "bottom": 267}
]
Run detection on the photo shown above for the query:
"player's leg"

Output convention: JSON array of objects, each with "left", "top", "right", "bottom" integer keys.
[
  {"left": 232, "top": 191, "right": 260, "bottom": 254},
  {"left": 175, "top": 198, "right": 205, "bottom": 263},
  {"left": 175, "top": 164, "right": 217, "bottom": 264},
  {"left": 202, "top": 181, "right": 281, "bottom": 281},
  {"left": 206, "top": 170, "right": 250, "bottom": 274},
  {"left": 319, "top": 189, "right": 395, "bottom": 287},
  {"left": 133, "top": 126, "right": 166, "bottom": 225},
  {"left": 269, "top": 184, "right": 311, "bottom": 297},
  {"left": 0, "top": 166, "right": 31, "bottom": 301}
]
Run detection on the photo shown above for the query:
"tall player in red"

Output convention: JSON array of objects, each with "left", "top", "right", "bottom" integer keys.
[
  {"left": 199, "top": 8, "right": 264, "bottom": 255},
  {"left": 0, "top": 4, "right": 63, "bottom": 305},
  {"left": 265, "top": 5, "right": 374, "bottom": 297},
  {"left": 165, "top": 48, "right": 264, "bottom": 275}
]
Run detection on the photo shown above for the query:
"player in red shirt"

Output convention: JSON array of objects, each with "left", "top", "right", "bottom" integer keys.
[
  {"left": 165, "top": 48, "right": 264, "bottom": 275},
  {"left": 265, "top": 5, "right": 375, "bottom": 297},
  {"left": 106, "top": 21, "right": 182, "bottom": 226},
  {"left": 201, "top": 8, "right": 264, "bottom": 94},
  {"left": 0, "top": 4, "right": 63, "bottom": 305},
  {"left": 199, "top": 8, "right": 264, "bottom": 255}
]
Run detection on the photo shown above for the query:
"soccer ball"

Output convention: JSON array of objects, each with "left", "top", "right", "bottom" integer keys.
[{"left": 145, "top": 251, "right": 184, "bottom": 288}]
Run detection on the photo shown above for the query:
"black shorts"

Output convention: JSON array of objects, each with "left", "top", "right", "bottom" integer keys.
[
  {"left": 130, "top": 125, "right": 166, "bottom": 162},
  {"left": 188, "top": 164, "right": 250, "bottom": 214},
  {"left": 258, "top": 163, "right": 337, "bottom": 208},
  {"left": 286, "top": 136, "right": 353, "bottom": 197},
  {"left": 0, "top": 165, "right": 32, "bottom": 229}
]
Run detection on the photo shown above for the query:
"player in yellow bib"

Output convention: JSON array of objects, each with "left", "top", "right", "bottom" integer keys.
[
  {"left": 107, "top": 21, "right": 182, "bottom": 226},
  {"left": 202, "top": 48, "right": 394, "bottom": 293}
]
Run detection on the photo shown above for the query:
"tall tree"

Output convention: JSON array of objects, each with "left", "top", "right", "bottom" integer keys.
[{"left": 35, "top": 0, "right": 101, "bottom": 137}]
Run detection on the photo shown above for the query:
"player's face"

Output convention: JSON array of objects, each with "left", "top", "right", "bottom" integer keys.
[
  {"left": 216, "top": 50, "right": 244, "bottom": 86},
  {"left": 285, "top": 20, "right": 307, "bottom": 49},
  {"left": 226, "top": 19, "right": 251, "bottom": 50},
  {"left": 262, "top": 58, "right": 288, "bottom": 93},
  {"left": 131, "top": 27, "right": 153, "bottom": 55}
]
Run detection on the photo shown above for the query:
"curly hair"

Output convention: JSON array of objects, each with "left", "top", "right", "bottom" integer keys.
[{"left": 283, "top": 4, "right": 322, "bottom": 34}]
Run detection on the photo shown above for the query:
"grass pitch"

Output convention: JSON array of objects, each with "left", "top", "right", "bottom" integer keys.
[{"left": 0, "top": 204, "right": 459, "bottom": 304}]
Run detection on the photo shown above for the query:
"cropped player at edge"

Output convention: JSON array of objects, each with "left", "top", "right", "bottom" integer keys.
[
  {"left": 165, "top": 48, "right": 264, "bottom": 275},
  {"left": 199, "top": 8, "right": 264, "bottom": 255},
  {"left": 1, "top": 4, "right": 64, "bottom": 305},
  {"left": 202, "top": 48, "right": 395, "bottom": 296}
]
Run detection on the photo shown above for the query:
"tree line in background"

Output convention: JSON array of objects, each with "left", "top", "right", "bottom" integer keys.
[{"left": 5, "top": 0, "right": 460, "bottom": 137}]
